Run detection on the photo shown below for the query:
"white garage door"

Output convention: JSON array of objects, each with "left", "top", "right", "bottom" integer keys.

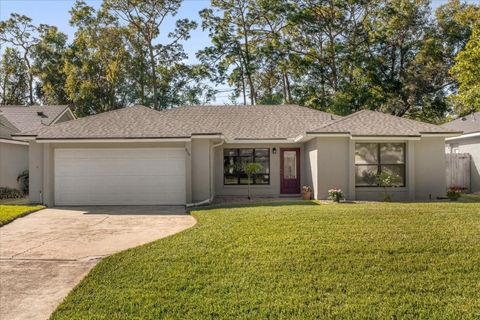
[{"left": 54, "top": 148, "right": 186, "bottom": 205}]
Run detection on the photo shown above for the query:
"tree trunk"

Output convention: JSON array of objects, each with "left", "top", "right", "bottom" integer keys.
[
  {"left": 148, "top": 45, "right": 158, "bottom": 109},
  {"left": 284, "top": 72, "right": 292, "bottom": 103},
  {"left": 23, "top": 51, "right": 34, "bottom": 105}
]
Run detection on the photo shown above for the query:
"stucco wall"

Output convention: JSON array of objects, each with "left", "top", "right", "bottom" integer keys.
[
  {"left": 414, "top": 137, "right": 447, "bottom": 200},
  {"left": 447, "top": 136, "right": 480, "bottom": 193},
  {"left": 214, "top": 143, "right": 304, "bottom": 197},
  {"left": 304, "top": 139, "right": 318, "bottom": 199},
  {"left": 0, "top": 142, "right": 28, "bottom": 189},
  {"left": 315, "top": 137, "right": 350, "bottom": 199},
  {"left": 191, "top": 139, "right": 212, "bottom": 202}
]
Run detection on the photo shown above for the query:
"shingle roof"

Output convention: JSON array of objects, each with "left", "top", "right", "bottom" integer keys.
[
  {"left": 309, "top": 110, "right": 459, "bottom": 136},
  {"left": 0, "top": 105, "right": 70, "bottom": 139},
  {"left": 14, "top": 105, "right": 458, "bottom": 140},
  {"left": 18, "top": 105, "right": 340, "bottom": 140},
  {"left": 442, "top": 112, "right": 480, "bottom": 135}
]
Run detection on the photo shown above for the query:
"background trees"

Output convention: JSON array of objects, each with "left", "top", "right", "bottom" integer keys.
[{"left": 0, "top": 0, "right": 478, "bottom": 121}]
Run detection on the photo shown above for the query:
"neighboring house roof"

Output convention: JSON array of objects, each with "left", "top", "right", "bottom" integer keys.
[
  {"left": 442, "top": 112, "right": 480, "bottom": 135},
  {"left": 0, "top": 105, "right": 73, "bottom": 139},
  {"left": 14, "top": 105, "right": 458, "bottom": 141},
  {"left": 308, "top": 110, "right": 459, "bottom": 136},
  {"left": 17, "top": 105, "right": 340, "bottom": 140}
]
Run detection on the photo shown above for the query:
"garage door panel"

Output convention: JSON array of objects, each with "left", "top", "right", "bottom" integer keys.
[{"left": 54, "top": 148, "right": 186, "bottom": 205}]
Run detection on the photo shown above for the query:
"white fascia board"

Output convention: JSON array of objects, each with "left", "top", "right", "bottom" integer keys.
[
  {"left": 350, "top": 136, "right": 421, "bottom": 141},
  {"left": 445, "top": 132, "right": 480, "bottom": 141},
  {"left": 0, "top": 138, "right": 29, "bottom": 146},
  {"left": 11, "top": 135, "right": 36, "bottom": 141},
  {"left": 191, "top": 134, "right": 224, "bottom": 139},
  {"left": 36, "top": 138, "right": 191, "bottom": 143},
  {"left": 306, "top": 133, "right": 351, "bottom": 138},
  {"left": 227, "top": 139, "right": 296, "bottom": 144}
]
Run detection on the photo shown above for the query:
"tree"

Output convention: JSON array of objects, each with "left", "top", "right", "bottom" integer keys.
[
  {"left": 450, "top": 21, "right": 480, "bottom": 114},
  {"left": 65, "top": 0, "right": 131, "bottom": 116},
  {"left": 0, "top": 47, "right": 29, "bottom": 105},
  {"left": 104, "top": 0, "right": 197, "bottom": 109},
  {"left": 199, "top": 0, "right": 260, "bottom": 105},
  {"left": 243, "top": 162, "right": 263, "bottom": 199},
  {"left": 31, "top": 25, "right": 70, "bottom": 105},
  {"left": 0, "top": 13, "right": 39, "bottom": 105}
]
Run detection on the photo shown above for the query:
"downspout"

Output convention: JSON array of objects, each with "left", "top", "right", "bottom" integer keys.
[{"left": 185, "top": 138, "right": 225, "bottom": 208}]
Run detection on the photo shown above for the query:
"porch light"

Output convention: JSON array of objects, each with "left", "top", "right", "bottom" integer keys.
[{"left": 272, "top": 147, "right": 277, "bottom": 154}]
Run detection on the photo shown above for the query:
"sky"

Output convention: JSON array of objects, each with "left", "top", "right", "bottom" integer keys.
[{"left": 0, "top": 0, "right": 477, "bottom": 103}]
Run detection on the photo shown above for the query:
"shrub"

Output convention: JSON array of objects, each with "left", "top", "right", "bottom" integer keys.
[
  {"left": 447, "top": 186, "right": 464, "bottom": 201},
  {"left": 328, "top": 188, "right": 344, "bottom": 202},
  {"left": 17, "top": 170, "right": 29, "bottom": 195},
  {"left": 0, "top": 187, "right": 23, "bottom": 200}
]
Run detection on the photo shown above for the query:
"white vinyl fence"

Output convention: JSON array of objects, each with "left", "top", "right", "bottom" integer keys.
[{"left": 446, "top": 153, "right": 470, "bottom": 191}]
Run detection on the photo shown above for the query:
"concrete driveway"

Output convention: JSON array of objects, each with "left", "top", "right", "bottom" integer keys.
[{"left": 0, "top": 206, "right": 196, "bottom": 320}]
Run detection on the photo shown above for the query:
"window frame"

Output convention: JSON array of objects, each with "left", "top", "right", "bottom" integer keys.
[
  {"left": 355, "top": 143, "right": 406, "bottom": 188},
  {"left": 223, "top": 148, "right": 270, "bottom": 185}
]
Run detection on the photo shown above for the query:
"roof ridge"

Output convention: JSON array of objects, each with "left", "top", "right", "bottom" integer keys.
[{"left": 310, "top": 109, "right": 369, "bottom": 132}]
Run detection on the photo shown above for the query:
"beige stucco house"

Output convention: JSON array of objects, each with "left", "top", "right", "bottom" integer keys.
[
  {"left": 443, "top": 112, "right": 480, "bottom": 193},
  {"left": 12, "top": 105, "right": 461, "bottom": 206},
  {"left": 0, "top": 105, "right": 75, "bottom": 191}
]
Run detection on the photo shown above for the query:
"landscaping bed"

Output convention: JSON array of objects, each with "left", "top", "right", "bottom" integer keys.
[
  {"left": 51, "top": 202, "right": 480, "bottom": 319},
  {"left": 0, "top": 205, "right": 45, "bottom": 226}
]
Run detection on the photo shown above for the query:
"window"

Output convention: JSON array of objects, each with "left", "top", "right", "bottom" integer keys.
[
  {"left": 355, "top": 143, "right": 405, "bottom": 187},
  {"left": 224, "top": 148, "right": 270, "bottom": 185}
]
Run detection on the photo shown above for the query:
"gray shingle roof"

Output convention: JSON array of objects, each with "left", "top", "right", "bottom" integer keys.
[
  {"left": 309, "top": 110, "right": 459, "bottom": 136},
  {"left": 14, "top": 105, "right": 457, "bottom": 140},
  {"left": 442, "top": 112, "right": 480, "bottom": 135},
  {"left": 19, "top": 105, "right": 340, "bottom": 140},
  {"left": 0, "top": 105, "right": 70, "bottom": 139}
]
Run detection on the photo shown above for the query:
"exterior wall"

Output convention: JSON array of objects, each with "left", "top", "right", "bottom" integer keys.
[
  {"left": 446, "top": 136, "right": 480, "bottom": 193},
  {"left": 304, "top": 139, "right": 318, "bottom": 199},
  {"left": 191, "top": 139, "right": 212, "bottom": 202},
  {"left": 214, "top": 143, "right": 305, "bottom": 197},
  {"left": 414, "top": 137, "right": 447, "bottom": 200},
  {"left": 28, "top": 141, "right": 189, "bottom": 206},
  {"left": 315, "top": 137, "right": 350, "bottom": 200},
  {"left": 0, "top": 142, "right": 29, "bottom": 189}
]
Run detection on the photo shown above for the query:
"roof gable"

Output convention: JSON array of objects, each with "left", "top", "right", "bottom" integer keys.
[
  {"left": 0, "top": 105, "right": 71, "bottom": 138},
  {"left": 309, "top": 110, "right": 459, "bottom": 136},
  {"left": 442, "top": 112, "right": 480, "bottom": 135}
]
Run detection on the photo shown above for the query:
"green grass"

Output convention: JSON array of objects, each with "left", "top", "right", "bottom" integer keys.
[
  {"left": 461, "top": 193, "right": 480, "bottom": 202},
  {"left": 0, "top": 204, "right": 45, "bottom": 226},
  {"left": 51, "top": 202, "right": 480, "bottom": 319}
]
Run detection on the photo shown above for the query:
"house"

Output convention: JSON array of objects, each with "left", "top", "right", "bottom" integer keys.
[
  {"left": 443, "top": 112, "right": 480, "bottom": 193},
  {"left": 12, "top": 105, "right": 461, "bottom": 206},
  {"left": 0, "top": 105, "right": 75, "bottom": 190}
]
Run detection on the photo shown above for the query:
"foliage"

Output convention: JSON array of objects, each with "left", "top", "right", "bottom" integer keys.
[
  {"left": 450, "top": 21, "right": 480, "bottom": 114},
  {"left": 17, "top": 170, "right": 29, "bottom": 195},
  {"left": 0, "top": 187, "right": 23, "bottom": 200},
  {"left": 327, "top": 188, "right": 344, "bottom": 202},
  {"left": 50, "top": 202, "right": 480, "bottom": 319},
  {"left": 302, "top": 185, "right": 312, "bottom": 193},
  {"left": 446, "top": 186, "right": 464, "bottom": 201},
  {"left": 242, "top": 162, "right": 263, "bottom": 199},
  {"left": 0, "top": 205, "right": 44, "bottom": 226},
  {"left": 0, "top": 47, "right": 28, "bottom": 105},
  {"left": 376, "top": 172, "right": 401, "bottom": 202}
]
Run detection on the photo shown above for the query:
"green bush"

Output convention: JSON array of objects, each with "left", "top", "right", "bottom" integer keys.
[{"left": 0, "top": 187, "right": 23, "bottom": 200}]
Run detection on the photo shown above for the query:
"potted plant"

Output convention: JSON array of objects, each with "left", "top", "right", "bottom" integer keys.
[
  {"left": 376, "top": 172, "right": 401, "bottom": 202},
  {"left": 302, "top": 186, "right": 312, "bottom": 200},
  {"left": 328, "top": 188, "right": 344, "bottom": 203},
  {"left": 243, "top": 162, "right": 263, "bottom": 200},
  {"left": 446, "top": 186, "right": 463, "bottom": 201}
]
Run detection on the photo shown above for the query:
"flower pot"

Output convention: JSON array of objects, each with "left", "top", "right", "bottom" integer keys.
[{"left": 303, "top": 192, "right": 312, "bottom": 200}]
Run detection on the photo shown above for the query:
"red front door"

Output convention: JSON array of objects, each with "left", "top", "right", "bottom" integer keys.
[{"left": 280, "top": 148, "right": 300, "bottom": 194}]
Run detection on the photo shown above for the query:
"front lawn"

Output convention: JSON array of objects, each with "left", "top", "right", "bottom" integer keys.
[
  {"left": 52, "top": 202, "right": 480, "bottom": 319},
  {"left": 0, "top": 205, "right": 45, "bottom": 226}
]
